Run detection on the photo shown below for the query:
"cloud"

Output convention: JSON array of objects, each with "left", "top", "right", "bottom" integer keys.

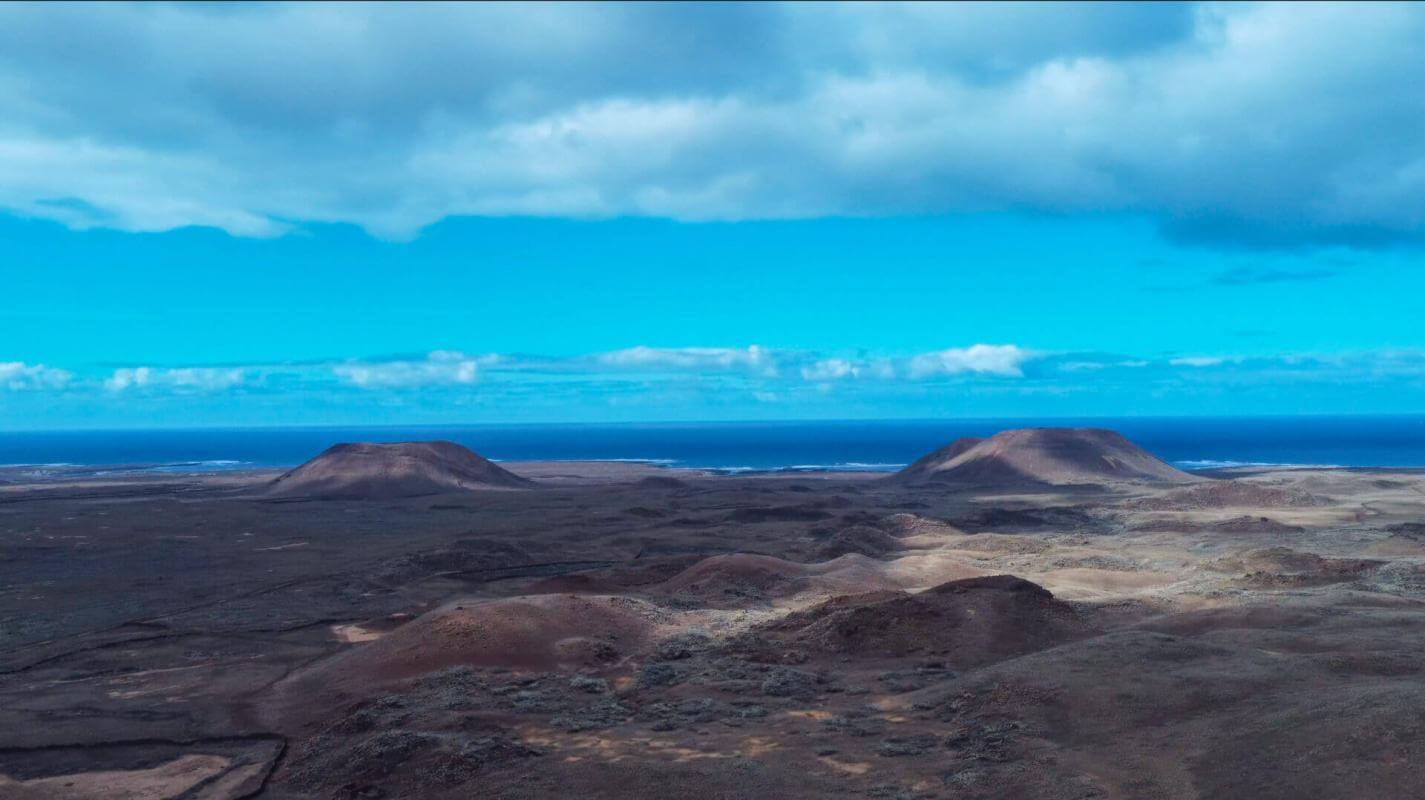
[
  {"left": 1169, "top": 356, "right": 1226, "bottom": 367},
  {"left": 105, "top": 366, "right": 246, "bottom": 392},
  {"left": 1060, "top": 358, "right": 1153, "bottom": 371},
  {"left": 596, "top": 346, "right": 777, "bottom": 374},
  {"left": 333, "top": 350, "right": 490, "bottom": 388},
  {"left": 105, "top": 367, "right": 151, "bottom": 391},
  {"left": 0, "top": 3, "right": 1422, "bottom": 246},
  {"left": 166, "top": 368, "right": 246, "bottom": 391},
  {"left": 908, "top": 344, "right": 1030, "bottom": 378},
  {"left": 800, "top": 358, "right": 858, "bottom": 381},
  {"left": 0, "top": 361, "right": 72, "bottom": 390},
  {"left": 18, "top": 346, "right": 1425, "bottom": 427}
]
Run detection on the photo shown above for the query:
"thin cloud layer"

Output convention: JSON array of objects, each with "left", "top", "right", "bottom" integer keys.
[
  {"left": 908, "top": 345, "right": 1031, "bottom": 378},
  {"left": 1169, "top": 356, "right": 1227, "bottom": 368},
  {"left": 10, "top": 345, "right": 1425, "bottom": 426},
  {"left": 105, "top": 366, "right": 247, "bottom": 393},
  {"left": 595, "top": 346, "right": 776, "bottom": 373},
  {"left": 333, "top": 351, "right": 493, "bottom": 388},
  {"left": 0, "top": 361, "right": 71, "bottom": 391},
  {"left": 16, "top": 345, "right": 1425, "bottom": 400},
  {"left": 801, "top": 358, "right": 858, "bottom": 381},
  {"left": 1, "top": 3, "right": 1422, "bottom": 246}
]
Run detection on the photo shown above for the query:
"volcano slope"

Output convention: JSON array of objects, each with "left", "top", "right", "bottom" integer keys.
[
  {"left": 265, "top": 440, "right": 531, "bottom": 499},
  {"left": 896, "top": 427, "right": 1200, "bottom": 486},
  {"left": 3, "top": 439, "right": 1425, "bottom": 798}
]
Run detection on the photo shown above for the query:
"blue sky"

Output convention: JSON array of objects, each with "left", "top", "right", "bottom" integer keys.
[{"left": 3, "top": 2, "right": 1425, "bottom": 428}]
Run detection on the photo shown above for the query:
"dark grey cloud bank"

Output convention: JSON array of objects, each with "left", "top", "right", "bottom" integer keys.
[{"left": 1, "top": 2, "right": 1422, "bottom": 246}]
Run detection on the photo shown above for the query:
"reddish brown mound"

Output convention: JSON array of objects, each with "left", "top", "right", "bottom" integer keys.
[
  {"left": 657, "top": 553, "right": 900, "bottom": 604},
  {"left": 1131, "top": 515, "right": 1305, "bottom": 534},
  {"left": 743, "top": 575, "right": 1090, "bottom": 666},
  {"left": 1207, "top": 547, "right": 1383, "bottom": 587},
  {"left": 1131, "top": 481, "right": 1330, "bottom": 510},
  {"left": 660, "top": 553, "right": 807, "bottom": 597},
  {"left": 896, "top": 428, "right": 1198, "bottom": 486},
  {"left": 818, "top": 524, "right": 900, "bottom": 559},
  {"left": 292, "top": 595, "right": 663, "bottom": 688},
  {"left": 266, "top": 440, "right": 530, "bottom": 499}
]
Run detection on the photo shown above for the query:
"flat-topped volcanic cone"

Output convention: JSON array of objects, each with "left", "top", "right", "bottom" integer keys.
[
  {"left": 896, "top": 427, "right": 1198, "bottom": 486},
  {"left": 740, "top": 575, "right": 1091, "bottom": 666},
  {"left": 266, "top": 440, "right": 530, "bottom": 499}
]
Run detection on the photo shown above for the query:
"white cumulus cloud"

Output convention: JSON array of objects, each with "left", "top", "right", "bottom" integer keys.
[
  {"left": 105, "top": 367, "right": 151, "bottom": 392},
  {"left": 596, "top": 346, "right": 777, "bottom": 374},
  {"left": 105, "top": 366, "right": 246, "bottom": 392},
  {"left": 334, "top": 350, "right": 490, "bottom": 388},
  {"left": 1169, "top": 356, "right": 1226, "bottom": 368},
  {"left": 800, "top": 358, "right": 858, "bottom": 381},
  {"left": 0, "top": 361, "right": 72, "bottom": 390},
  {"left": 908, "top": 344, "right": 1030, "bottom": 378}
]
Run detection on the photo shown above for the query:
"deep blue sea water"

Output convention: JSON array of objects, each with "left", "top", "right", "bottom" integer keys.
[{"left": 3, "top": 416, "right": 1425, "bottom": 474}]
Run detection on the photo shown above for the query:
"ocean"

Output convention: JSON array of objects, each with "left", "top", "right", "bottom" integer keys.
[{"left": 2, "top": 416, "right": 1425, "bottom": 475}]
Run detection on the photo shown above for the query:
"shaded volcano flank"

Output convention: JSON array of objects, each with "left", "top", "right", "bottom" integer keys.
[{"left": 740, "top": 574, "right": 1091, "bottom": 666}]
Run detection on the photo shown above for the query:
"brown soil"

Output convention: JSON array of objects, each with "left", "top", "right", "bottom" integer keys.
[
  {"left": 4, "top": 448, "right": 1425, "bottom": 800},
  {"left": 1130, "top": 480, "right": 1331, "bottom": 510}
]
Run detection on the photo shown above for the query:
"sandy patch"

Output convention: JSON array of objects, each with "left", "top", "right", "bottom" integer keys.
[
  {"left": 1028, "top": 567, "right": 1181, "bottom": 601},
  {"left": 331, "top": 622, "right": 385, "bottom": 643},
  {"left": 0, "top": 755, "right": 231, "bottom": 800}
]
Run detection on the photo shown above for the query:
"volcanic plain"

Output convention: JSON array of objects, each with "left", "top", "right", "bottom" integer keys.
[{"left": 3, "top": 429, "right": 1425, "bottom": 799}]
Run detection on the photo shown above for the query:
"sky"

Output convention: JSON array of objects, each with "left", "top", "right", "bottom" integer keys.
[{"left": 3, "top": 1, "right": 1425, "bottom": 429}]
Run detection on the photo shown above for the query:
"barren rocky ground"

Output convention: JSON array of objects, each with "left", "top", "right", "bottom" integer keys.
[{"left": 3, "top": 457, "right": 1425, "bottom": 799}]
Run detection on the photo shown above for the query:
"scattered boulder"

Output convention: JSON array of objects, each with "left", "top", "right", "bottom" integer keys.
[{"left": 760, "top": 666, "right": 819, "bottom": 698}]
